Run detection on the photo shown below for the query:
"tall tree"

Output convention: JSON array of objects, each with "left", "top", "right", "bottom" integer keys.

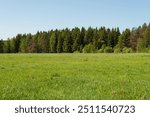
[
  {"left": 27, "top": 35, "right": 38, "bottom": 53},
  {"left": 93, "top": 28, "right": 99, "bottom": 49},
  {"left": 117, "top": 29, "right": 131, "bottom": 50},
  {"left": 3, "top": 39, "right": 11, "bottom": 53},
  {"left": 107, "top": 29, "right": 112, "bottom": 47},
  {"left": 50, "top": 31, "right": 57, "bottom": 53},
  {"left": 63, "top": 28, "right": 72, "bottom": 53},
  {"left": 79, "top": 27, "right": 85, "bottom": 51},
  {"left": 14, "top": 34, "right": 22, "bottom": 52},
  {"left": 111, "top": 28, "right": 120, "bottom": 48},
  {"left": 57, "top": 32, "right": 63, "bottom": 53},
  {"left": 142, "top": 25, "right": 150, "bottom": 49},
  {"left": 72, "top": 27, "right": 81, "bottom": 52},
  {"left": 19, "top": 35, "right": 27, "bottom": 53},
  {"left": 26, "top": 34, "right": 32, "bottom": 53},
  {"left": 38, "top": 32, "right": 49, "bottom": 53},
  {"left": 84, "top": 27, "right": 94, "bottom": 45},
  {"left": 98, "top": 27, "right": 107, "bottom": 48},
  {"left": 10, "top": 38, "right": 16, "bottom": 53},
  {"left": 0, "top": 39, "right": 4, "bottom": 53},
  {"left": 129, "top": 27, "right": 140, "bottom": 51}
]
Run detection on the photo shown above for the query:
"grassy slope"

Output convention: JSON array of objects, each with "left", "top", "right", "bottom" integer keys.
[{"left": 0, "top": 53, "right": 150, "bottom": 100}]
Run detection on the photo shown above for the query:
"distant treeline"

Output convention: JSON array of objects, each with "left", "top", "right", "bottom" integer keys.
[{"left": 0, "top": 23, "right": 150, "bottom": 53}]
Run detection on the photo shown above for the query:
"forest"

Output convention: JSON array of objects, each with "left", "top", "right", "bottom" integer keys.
[{"left": 0, "top": 23, "right": 150, "bottom": 53}]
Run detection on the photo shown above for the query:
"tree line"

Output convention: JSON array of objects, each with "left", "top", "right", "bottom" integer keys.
[{"left": 0, "top": 23, "right": 150, "bottom": 53}]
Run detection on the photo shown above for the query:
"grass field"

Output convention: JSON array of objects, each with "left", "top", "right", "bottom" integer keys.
[{"left": 0, "top": 53, "right": 150, "bottom": 100}]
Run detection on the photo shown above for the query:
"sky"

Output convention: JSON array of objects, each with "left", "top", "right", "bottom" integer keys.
[{"left": 0, "top": 0, "right": 150, "bottom": 39}]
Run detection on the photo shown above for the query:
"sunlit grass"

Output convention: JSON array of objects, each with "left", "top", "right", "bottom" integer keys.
[{"left": 0, "top": 53, "right": 150, "bottom": 100}]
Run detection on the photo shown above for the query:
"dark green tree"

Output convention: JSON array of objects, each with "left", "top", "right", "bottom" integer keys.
[
  {"left": 10, "top": 38, "right": 16, "bottom": 53},
  {"left": 138, "top": 24, "right": 150, "bottom": 52},
  {"left": 14, "top": 34, "right": 22, "bottom": 52},
  {"left": 84, "top": 27, "right": 94, "bottom": 45},
  {"left": 27, "top": 35, "right": 38, "bottom": 53},
  {"left": 0, "top": 39, "right": 4, "bottom": 53},
  {"left": 38, "top": 32, "right": 49, "bottom": 53},
  {"left": 3, "top": 39, "right": 11, "bottom": 53},
  {"left": 57, "top": 32, "right": 63, "bottom": 53},
  {"left": 19, "top": 34, "right": 27, "bottom": 53},
  {"left": 50, "top": 31, "right": 57, "bottom": 53},
  {"left": 117, "top": 29, "right": 131, "bottom": 51},
  {"left": 129, "top": 27, "right": 140, "bottom": 52},
  {"left": 143, "top": 25, "right": 150, "bottom": 48},
  {"left": 79, "top": 27, "right": 85, "bottom": 51},
  {"left": 98, "top": 27, "right": 108, "bottom": 48},
  {"left": 26, "top": 34, "right": 32, "bottom": 53},
  {"left": 72, "top": 27, "right": 81, "bottom": 52},
  {"left": 93, "top": 28, "right": 99, "bottom": 49},
  {"left": 63, "top": 29, "right": 72, "bottom": 53}
]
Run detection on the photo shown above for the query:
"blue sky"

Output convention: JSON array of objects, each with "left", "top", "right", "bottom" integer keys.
[{"left": 0, "top": 0, "right": 150, "bottom": 39}]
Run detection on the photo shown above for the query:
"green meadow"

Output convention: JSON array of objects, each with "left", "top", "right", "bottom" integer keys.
[{"left": 0, "top": 54, "right": 150, "bottom": 100}]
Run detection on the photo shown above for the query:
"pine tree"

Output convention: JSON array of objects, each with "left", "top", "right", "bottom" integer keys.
[
  {"left": 72, "top": 27, "right": 80, "bottom": 52},
  {"left": 79, "top": 27, "right": 85, "bottom": 51},
  {"left": 14, "top": 34, "right": 22, "bottom": 52},
  {"left": 98, "top": 27, "right": 107, "bottom": 49},
  {"left": 143, "top": 25, "right": 150, "bottom": 48},
  {"left": 57, "top": 32, "right": 63, "bottom": 53},
  {"left": 50, "top": 32, "right": 57, "bottom": 53},
  {"left": 63, "top": 29, "right": 72, "bottom": 53},
  {"left": 130, "top": 27, "right": 140, "bottom": 52},
  {"left": 107, "top": 29, "right": 112, "bottom": 47},
  {"left": 10, "top": 38, "right": 16, "bottom": 53},
  {"left": 19, "top": 35, "right": 27, "bottom": 53},
  {"left": 28, "top": 35, "right": 38, "bottom": 53},
  {"left": 0, "top": 39, "right": 4, "bottom": 53},
  {"left": 93, "top": 28, "right": 99, "bottom": 49},
  {"left": 117, "top": 29, "right": 131, "bottom": 50},
  {"left": 84, "top": 27, "right": 94, "bottom": 45},
  {"left": 117, "top": 34, "right": 124, "bottom": 51},
  {"left": 38, "top": 32, "right": 49, "bottom": 53},
  {"left": 3, "top": 39, "right": 11, "bottom": 53},
  {"left": 111, "top": 28, "right": 120, "bottom": 48},
  {"left": 26, "top": 34, "right": 32, "bottom": 53}
]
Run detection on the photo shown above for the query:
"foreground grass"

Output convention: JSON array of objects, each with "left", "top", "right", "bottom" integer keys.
[{"left": 0, "top": 53, "right": 150, "bottom": 100}]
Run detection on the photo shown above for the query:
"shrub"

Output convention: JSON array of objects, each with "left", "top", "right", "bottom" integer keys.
[
  {"left": 127, "top": 48, "right": 133, "bottom": 53},
  {"left": 98, "top": 49, "right": 104, "bottom": 53},
  {"left": 73, "top": 51, "right": 80, "bottom": 53},
  {"left": 122, "top": 47, "right": 127, "bottom": 53},
  {"left": 114, "top": 48, "right": 121, "bottom": 53},
  {"left": 145, "top": 47, "right": 150, "bottom": 53},
  {"left": 82, "top": 44, "right": 97, "bottom": 53},
  {"left": 122, "top": 47, "right": 133, "bottom": 53},
  {"left": 101, "top": 44, "right": 106, "bottom": 50},
  {"left": 104, "top": 46, "right": 113, "bottom": 53}
]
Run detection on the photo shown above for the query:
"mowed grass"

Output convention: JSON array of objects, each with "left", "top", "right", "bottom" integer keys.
[{"left": 0, "top": 53, "right": 150, "bottom": 100}]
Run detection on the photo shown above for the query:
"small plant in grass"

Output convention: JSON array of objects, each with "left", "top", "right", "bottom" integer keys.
[
  {"left": 104, "top": 46, "right": 113, "bottom": 53},
  {"left": 98, "top": 49, "right": 104, "bottom": 53},
  {"left": 114, "top": 48, "right": 121, "bottom": 53},
  {"left": 73, "top": 51, "right": 80, "bottom": 53},
  {"left": 122, "top": 47, "right": 133, "bottom": 53}
]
